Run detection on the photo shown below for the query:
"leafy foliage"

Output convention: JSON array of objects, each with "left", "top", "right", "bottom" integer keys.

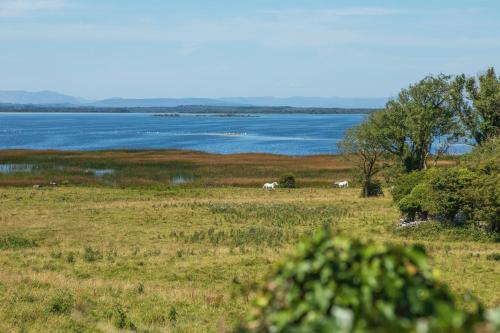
[
  {"left": 395, "top": 168, "right": 476, "bottom": 222},
  {"left": 391, "top": 170, "right": 427, "bottom": 204},
  {"left": 237, "top": 229, "right": 485, "bottom": 333},
  {"left": 363, "top": 179, "right": 384, "bottom": 197},
  {"left": 397, "top": 183, "right": 429, "bottom": 221},
  {"left": 461, "top": 137, "right": 500, "bottom": 232},
  {"left": 424, "top": 167, "right": 477, "bottom": 221},
  {"left": 393, "top": 138, "right": 499, "bottom": 232},
  {"left": 279, "top": 173, "right": 296, "bottom": 188},
  {"left": 338, "top": 121, "right": 385, "bottom": 197},
  {"left": 453, "top": 67, "right": 500, "bottom": 145},
  {"left": 369, "top": 75, "right": 461, "bottom": 171}
]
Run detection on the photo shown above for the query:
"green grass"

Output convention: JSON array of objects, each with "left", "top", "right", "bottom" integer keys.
[
  {"left": 0, "top": 234, "right": 37, "bottom": 250},
  {"left": 0, "top": 186, "right": 498, "bottom": 332}
]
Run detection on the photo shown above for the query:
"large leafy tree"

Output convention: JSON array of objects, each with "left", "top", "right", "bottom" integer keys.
[
  {"left": 453, "top": 67, "right": 500, "bottom": 145},
  {"left": 371, "top": 75, "right": 460, "bottom": 171},
  {"left": 338, "top": 120, "right": 385, "bottom": 197}
]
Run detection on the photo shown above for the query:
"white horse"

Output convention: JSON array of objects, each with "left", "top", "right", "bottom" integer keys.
[
  {"left": 334, "top": 180, "right": 349, "bottom": 189},
  {"left": 263, "top": 182, "right": 278, "bottom": 190}
]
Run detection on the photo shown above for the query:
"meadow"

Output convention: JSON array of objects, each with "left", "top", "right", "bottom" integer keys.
[{"left": 0, "top": 151, "right": 497, "bottom": 332}]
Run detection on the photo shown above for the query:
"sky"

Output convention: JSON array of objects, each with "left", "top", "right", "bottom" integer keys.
[{"left": 0, "top": 0, "right": 499, "bottom": 99}]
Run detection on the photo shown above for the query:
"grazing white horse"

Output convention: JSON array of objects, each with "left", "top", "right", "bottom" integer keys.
[
  {"left": 335, "top": 180, "right": 349, "bottom": 189},
  {"left": 263, "top": 182, "right": 278, "bottom": 190}
]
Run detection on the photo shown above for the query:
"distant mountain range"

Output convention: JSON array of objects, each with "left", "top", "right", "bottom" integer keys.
[
  {"left": 91, "top": 97, "right": 240, "bottom": 108},
  {"left": 0, "top": 90, "right": 84, "bottom": 105},
  {"left": 219, "top": 96, "right": 388, "bottom": 108},
  {"left": 0, "top": 90, "right": 388, "bottom": 108}
]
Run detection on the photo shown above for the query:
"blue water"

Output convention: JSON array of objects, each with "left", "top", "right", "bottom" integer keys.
[
  {"left": 0, "top": 112, "right": 367, "bottom": 155},
  {"left": 0, "top": 112, "right": 471, "bottom": 155}
]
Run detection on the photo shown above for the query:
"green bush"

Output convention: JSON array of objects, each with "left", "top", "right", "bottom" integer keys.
[
  {"left": 362, "top": 179, "right": 384, "bottom": 197},
  {"left": 461, "top": 137, "right": 500, "bottom": 232},
  {"left": 486, "top": 253, "right": 500, "bottom": 261},
  {"left": 83, "top": 247, "right": 101, "bottom": 262},
  {"left": 393, "top": 137, "right": 499, "bottom": 232},
  {"left": 391, "top": 170, "right": 427, "bottom": 204},
  {"left": 49, "top": 292, "right": 74, "bottom": 315},
  {"left": 237, "top": 228, "right": 485, "bottom": 333},
  {"left": 279, "top": 173, "right": 296, "bottom": 189},
  {"left": 425, "top": 167, "right": 477, "bottom": 221},
  {"left": 393, "top": 168, "right": 477, "bottom": 222},
  {"left": 398, "top": 195, "right": 423, "bottom": 221},
  {"left": 463, "top": 171, "right": 499, "bottom": 232}
]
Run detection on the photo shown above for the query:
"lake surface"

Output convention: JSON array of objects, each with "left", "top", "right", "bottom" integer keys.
[{"left": 0, "top": 113, "right": 470, "bottom": 155}]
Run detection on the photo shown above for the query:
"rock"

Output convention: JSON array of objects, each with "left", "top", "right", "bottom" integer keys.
[
  {"left": 397, "top": 219, "right": 430, "bottom": 228},
  {"left": 453, "top": 212, "right": 468, "bottom": 225}
]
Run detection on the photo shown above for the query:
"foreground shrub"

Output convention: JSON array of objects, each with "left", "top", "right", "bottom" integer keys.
[
  {"left": 237, "top": 229, "right": 485, "bottom": 333},
  {"left": 279, "top": 173, "right": 296, "bottom": 188}
]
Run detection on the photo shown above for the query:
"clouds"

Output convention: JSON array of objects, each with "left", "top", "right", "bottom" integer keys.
[
  {"left": 2, "top": 5, "right": 497, "bottom": 51},
  {"left": 0, "top": 1, "right": 498, "bottom": 98},
  {"left": 0, "top": 0, "right": 66, "bottom": 17},
  {"left": 263, "top": 7, "right": 403, "bottom": 19},
  {"left": 0, "top": 6, "right": 405, "bottom": 48}
]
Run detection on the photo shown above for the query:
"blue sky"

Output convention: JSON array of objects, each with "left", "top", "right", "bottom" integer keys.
[{"left": 1, "top": 0, "right": 499, "bottom": 99}]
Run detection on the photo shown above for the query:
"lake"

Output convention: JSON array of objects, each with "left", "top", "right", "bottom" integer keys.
[{"left": 0, "top": 113, "right": 470, "bottom": 155}]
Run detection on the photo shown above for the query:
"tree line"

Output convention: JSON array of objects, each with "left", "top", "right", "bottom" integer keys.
[{"left": 339, "top": 67, "right": 499, "bottom": 231}]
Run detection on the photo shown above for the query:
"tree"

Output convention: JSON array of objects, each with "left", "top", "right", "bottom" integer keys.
[
  {"left": 278, "top": 173, "right": 296, "bottom": 188},
  {"left": 371, "top": 75, "right": 461, "bottom": 171},
  {"left": 338, "top": 121, "right": 384, "bottom": 197},
  {"left": 453, "top": 67, "right": 500, "bottom": 145}
]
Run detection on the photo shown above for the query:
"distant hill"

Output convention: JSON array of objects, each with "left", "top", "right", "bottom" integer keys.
[
  {"left": 0, "top": 90, "right": 83, "bottom": 105},
  {"left": 0, "top": 90, "right": 388, "bottom": 108},
  {"left": 219, "top": 96, "right": 389, "bottom": 108},
  {"left": 89, "top": 98, "right": 243, "bottom": 108}
]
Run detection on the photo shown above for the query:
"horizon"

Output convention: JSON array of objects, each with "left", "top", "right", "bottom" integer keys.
[
  {"left": 0, "top": 89, "right": 391, "bottom": 101},
  {"left": 1, "top": 0, "right": 499, "bottom": 99}
]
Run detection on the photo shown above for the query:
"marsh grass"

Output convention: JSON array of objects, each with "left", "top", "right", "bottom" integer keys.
[
  {"left": 0, "top": 186, "right": 497, "bottom": 332},
  {"left": 0, "top": 150, "right": 370, "bottom": 187}
]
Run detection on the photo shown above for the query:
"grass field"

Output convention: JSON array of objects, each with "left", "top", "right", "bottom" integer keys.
[{"left": 0, "top": 184, "right": 498, "bottom": 333}]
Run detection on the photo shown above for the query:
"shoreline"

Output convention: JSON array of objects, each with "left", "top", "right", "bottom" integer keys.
[
  {"left": 0, "top": 105, "right": 378, "bottom": 114},
  {"left": 0, "top": 148, "right": 464, "bottom": 159}
]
